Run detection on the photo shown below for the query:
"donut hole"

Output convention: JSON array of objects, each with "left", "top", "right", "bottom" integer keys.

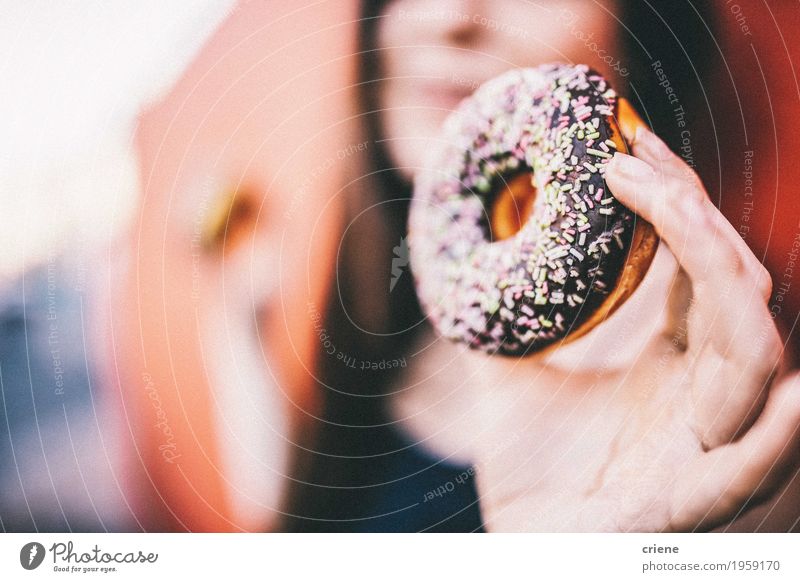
[{"left": 488, "top": 172, "right": 537, "bottom": 241}]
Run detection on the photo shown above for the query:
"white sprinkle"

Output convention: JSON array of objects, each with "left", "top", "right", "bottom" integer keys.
[{"left": 586, "top": 147, "right": 611, "bottom": 159}]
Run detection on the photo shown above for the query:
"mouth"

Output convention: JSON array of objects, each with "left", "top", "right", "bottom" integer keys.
[{"left": 415, "top": 79, "right": 480, "bottom": 111}]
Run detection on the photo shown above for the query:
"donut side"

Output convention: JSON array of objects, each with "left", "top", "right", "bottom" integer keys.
[{"left": 552, "top": 98, "right": 659, "bottom": 348}]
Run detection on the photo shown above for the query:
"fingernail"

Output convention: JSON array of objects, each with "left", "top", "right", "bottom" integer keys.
[
  {"left": 636, "top": 126, "right": 673, "bottom": 159},
  {"left": 609, "top": 152, "right": 656, "bottom": 178}
]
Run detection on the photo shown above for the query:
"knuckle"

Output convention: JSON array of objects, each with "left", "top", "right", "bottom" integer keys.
[
  {"left": 754, "top": 265, "right": 773, "bottom": 300},
  {"left": 782, "top": 375, "right": 800, "bottom": 420},
  {"left": 683, "top": 167, "right": 706, "bottom": 195},
  {"left": 714, "top": 247, "right": 743, "bottom": 290},
  {"left": 730, "top": 249, "right": 749, "bottom": 277},
  {"left": 669, "top": 168, "right": 706, "bottom": 203},
  {"left": 676, "top": 195, "right": 703, "bottom": 226},
  {"left": 766, "top": 326, "right": 784, "bottom": 356}
]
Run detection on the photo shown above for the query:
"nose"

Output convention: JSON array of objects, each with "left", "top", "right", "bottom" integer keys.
[
  {"left": 447, "top": 0, "right": 483, "bottom": 45},
  {"left": 420, "top": 0, "right": 485, "bottom": 46}
]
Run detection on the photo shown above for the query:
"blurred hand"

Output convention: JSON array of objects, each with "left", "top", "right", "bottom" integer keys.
[{"left": 465, "top": 122, "right": 800, "bottom": 532}]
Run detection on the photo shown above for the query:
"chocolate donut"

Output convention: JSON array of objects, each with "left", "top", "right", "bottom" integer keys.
[{"left": 409, "top": 64, "right": 657, "bottom": 356}]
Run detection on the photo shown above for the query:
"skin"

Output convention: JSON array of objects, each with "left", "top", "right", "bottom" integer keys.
[{"left": 379, "top": 0, "right": 800, "bottom": 531}]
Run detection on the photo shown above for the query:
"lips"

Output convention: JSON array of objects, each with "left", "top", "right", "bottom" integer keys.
[{"left": 411, "top": 79, "right": 481, "bottom": 111}]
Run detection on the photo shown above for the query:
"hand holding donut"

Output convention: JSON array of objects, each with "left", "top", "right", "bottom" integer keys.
[{"left": 461, "top": 117, "right": 800, "bottom": 532}]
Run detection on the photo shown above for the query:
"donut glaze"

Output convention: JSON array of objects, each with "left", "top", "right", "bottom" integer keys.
[{"left": 409, "top": 64, "right": 657, "bottom": 356}]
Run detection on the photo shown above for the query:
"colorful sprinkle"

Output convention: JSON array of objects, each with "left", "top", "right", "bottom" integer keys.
[{"left": 409, "top": 64, "right": 637, "bottom": 355}]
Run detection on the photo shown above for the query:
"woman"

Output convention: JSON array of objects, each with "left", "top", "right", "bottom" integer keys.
[{"left": 288, "top": 0, "right": 800, "bottom": 532}]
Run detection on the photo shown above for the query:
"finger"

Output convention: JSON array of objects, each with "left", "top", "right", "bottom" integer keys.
[
  {"left": 615, "top": 99, "right": 691, "bottom": 181},
  {"left": 613, "top": 104, "right": 768, "bottom": 305},
  {"left": 688, "top": 329, "right": 778, "bottom": 451},
  {"left": 605, "top": 153, "right": 770, "bottom": 302},
  {"left": 626, "top": 241, "right": 692, "bottom": 351},
  {"left": 607, "top": 150, "right": 782, "bottom": 449},
  {"left": 615, "top": 99, "right": 693, "bottom": 183},
  {"left": 604, "top": 154, "right": 707, "bottom": 280},
  {"left": 668, "top": 371, "right": 800, "bottom": 531},
  {"left": 630, "top": 125, "right": 704, "bottom": 188},
  {"left": 661, "top": 255, "right": 692, "bottom": 351},
  {"left": 624, "top": 127, "right": 772, "bottom": 301}
]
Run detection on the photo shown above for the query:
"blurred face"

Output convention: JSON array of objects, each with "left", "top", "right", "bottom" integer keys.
[{"left": 377, "top": 0, "right": 624, "bottom": 178}]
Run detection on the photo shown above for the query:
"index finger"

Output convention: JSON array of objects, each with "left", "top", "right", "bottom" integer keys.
[{"left": 615, "top": 99, "right": 703, "bottom": 187}]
